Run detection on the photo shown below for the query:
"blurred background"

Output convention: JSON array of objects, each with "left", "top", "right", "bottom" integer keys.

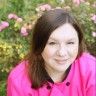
[{"left": 0, "top": 0, "right": 96, "bottom": 95}]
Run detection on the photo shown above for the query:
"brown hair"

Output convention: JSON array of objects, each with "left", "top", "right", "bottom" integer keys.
[{"left": 27, "top": 9, "right": 86, "bottom": 89}]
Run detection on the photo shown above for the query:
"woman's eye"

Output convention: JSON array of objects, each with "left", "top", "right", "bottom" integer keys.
[
  {"left": 67, "top": 42, "right": 74, "bottom": 44},
  {"left": 48, "top": 42, "right": 56, "bottom": 45}
]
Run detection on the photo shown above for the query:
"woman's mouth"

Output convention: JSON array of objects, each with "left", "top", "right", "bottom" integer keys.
[{"left": 55, "top": 59, "right": 68, "bottom": 64}]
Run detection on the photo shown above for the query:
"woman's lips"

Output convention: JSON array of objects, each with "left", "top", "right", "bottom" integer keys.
[{"left": 55, "top": 59, "right": 68, "bottom": 64}]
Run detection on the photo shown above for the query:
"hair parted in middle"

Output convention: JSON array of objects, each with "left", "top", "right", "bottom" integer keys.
[{"left": 27, "top": 9, "right": 86, "bottom": 89}]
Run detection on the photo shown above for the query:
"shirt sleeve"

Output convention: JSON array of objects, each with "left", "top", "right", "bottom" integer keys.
[
  {"left": 86, "top": 72, "right": 96, "bottom": 96},
  {"left": 7, "top": 75, "right": 24, "bottom": 96},
  {"left": 85, "top": 55, "right": 96, "bottom": 96}
]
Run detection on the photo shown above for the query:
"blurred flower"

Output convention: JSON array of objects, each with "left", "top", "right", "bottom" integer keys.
[
  {"left": 84, "top": 2, "right": 90, "bottom": 5},
  {"left": 36, "top": 4, "right": 52, "bottom": 12},
  {"left": 8, "top": 13, "right": 23, "bottom": 24},
  {"left": 16, "top": 18, "right": 23, "bottom": 23},
  {"left": 91, "top": 14, "right": 96, "bottom": 23},
  {"left": 73, "top": 0, "right": 85, "bottom": 6},
  {"left": 24, "top": 23, "right": 33, "bottom": 30},
  {"left": 56, "top": 7, "right": 62, "bottom": 9},
  {"left": 39, "top": 6, "right": 46, "bottom": 11},
  {"left": 20, "top": 27, "right": 28, "bottom": 36},
  {"left": 1, "top": 21, "right": 9, "bottom": 28},
  {"left": 63, "top": 6, "right": 71, "bottom": 11},
  {"left": 92, "top": 32, "right": 96, "bottom": 37},
  {"left": 92, "top": 2, "right": 96, "bottom": 8},
  {"left": 0, "top": 21, "right": 9, "bottom": 32},
  {"left": 0, "top": 28, "right": 3, "bottom": 32},
  {"left": 20, "top": 53, "right": 25, "bottom": 59},
  {"left": 8, "top": 13, "right": 18, "bottom": 20},
  {"left": 28, "top": 24, "right": 32, "bottom": 30}
]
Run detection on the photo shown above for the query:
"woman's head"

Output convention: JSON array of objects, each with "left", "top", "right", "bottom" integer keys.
[
  {"left": 41, "top": 23, "right": 79, "bottom": 76},
  {"left": 32, "top": 9, "right": 84, "bottom": 56}
]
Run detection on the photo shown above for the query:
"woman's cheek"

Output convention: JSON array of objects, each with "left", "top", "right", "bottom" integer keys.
[
  {"left": 42, "top": 46, "right": 56, "bottom": 58},
  {"left": 46, "top": 47, "right": 57, "bottom": 57},
  {"left": 68, "top": 46, "right": 79, "bottom": 55}
]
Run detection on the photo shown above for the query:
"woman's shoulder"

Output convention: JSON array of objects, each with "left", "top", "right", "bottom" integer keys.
[
  {"left": 81, "top": 52, "right": 96, "bottom": 60},
  {"left": 76, "top": 52, "right": 96, "bottom": 73},
  {"left": 8, "top": 60, "right": 28, "bottom": 80},
  {"left": 79, "top": 52, "right": 96, "bottom": 64}
]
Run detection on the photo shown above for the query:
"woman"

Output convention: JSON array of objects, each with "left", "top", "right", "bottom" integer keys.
[{"left": 7, "top": 9, "right": 96, "bottom": 96}]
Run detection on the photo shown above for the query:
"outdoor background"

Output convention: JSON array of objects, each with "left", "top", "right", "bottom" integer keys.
[{"left": 0, "top": 0, "right": 96, "bottom": 96}]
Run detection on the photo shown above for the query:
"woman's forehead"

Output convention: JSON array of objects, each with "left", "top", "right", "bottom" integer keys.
[{"left": 49, "top": 23, "right": 78, "bottom": 40}]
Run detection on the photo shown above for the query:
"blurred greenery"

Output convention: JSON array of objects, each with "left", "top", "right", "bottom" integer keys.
[{"left": 0, "top": 0, "right": 96, "bottom": 95}]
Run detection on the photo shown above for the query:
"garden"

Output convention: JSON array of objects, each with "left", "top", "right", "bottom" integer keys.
[{"left": 0, "top": 0, "right": 96, "bottom": 95}]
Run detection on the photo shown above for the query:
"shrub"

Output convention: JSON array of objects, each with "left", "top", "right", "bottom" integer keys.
[{"left": 0, "top": 0, "right": 96, "bottom": 95}]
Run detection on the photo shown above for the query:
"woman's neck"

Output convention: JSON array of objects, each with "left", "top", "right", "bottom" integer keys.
[
  {"left": 45, "top": 65, "right": 71, "bottom": 83},
  {"left": 46, "top": 67, "right": 66, "bottom": 83}
]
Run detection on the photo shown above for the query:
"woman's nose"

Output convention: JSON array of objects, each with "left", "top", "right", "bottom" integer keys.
[{"left": 56, "top": 45, "right": 67, "bottom": 57}]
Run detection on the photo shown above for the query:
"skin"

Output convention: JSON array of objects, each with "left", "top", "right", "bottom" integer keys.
[{"left": 42, "top": 23, "right": 79, "bottom": 83}]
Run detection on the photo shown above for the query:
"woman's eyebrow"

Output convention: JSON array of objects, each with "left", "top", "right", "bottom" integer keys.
[{"left": 48, "top": 37, "right": 57, "bottom": 41}]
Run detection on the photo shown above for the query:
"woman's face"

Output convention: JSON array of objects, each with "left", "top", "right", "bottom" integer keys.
[{"left": 42, "top": 23, "right": 79, "bottom": 74}]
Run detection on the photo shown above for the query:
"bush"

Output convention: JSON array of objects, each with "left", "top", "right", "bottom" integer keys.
[
  {"left": 0, "top": 0, "right": 96, "bottom": 95},
  {"left": 0, "top": 80, "right": 6, "bottom": 96}
]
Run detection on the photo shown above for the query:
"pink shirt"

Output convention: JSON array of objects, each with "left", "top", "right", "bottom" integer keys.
[{"left": 7, "top": 52, "right": 96, "bottom": 96}]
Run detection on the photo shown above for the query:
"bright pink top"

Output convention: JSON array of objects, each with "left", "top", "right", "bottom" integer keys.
[{"left": 7, "top": 52, "right": 96, "bottom": 96}]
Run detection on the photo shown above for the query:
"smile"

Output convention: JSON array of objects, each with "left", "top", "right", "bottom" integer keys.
[{"left": 55, "top": 59, "right": 68, "bottom": 64}]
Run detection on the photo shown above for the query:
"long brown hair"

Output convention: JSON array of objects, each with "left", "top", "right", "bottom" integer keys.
[{"left": 27, "top": 9, "right": 86, "bottom": 89}]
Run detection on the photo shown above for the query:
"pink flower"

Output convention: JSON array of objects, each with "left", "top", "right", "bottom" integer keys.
[
  {"left": 39, "top": 6, "right": 46, "bottom": 11},
  {"left": 16, "top": 18, "right": 23, "bottom": 23},
  {"left": 0, "top": 26, "right": 2, "bottom": 32},
  {"left": 1, "top": 21, "right": 9, "bottom": 28},
  {"left": 20, "top": 27, "right": 28, "bottom": 36},
  {"left": 73, "top": 0, "right": 85, "bottom": 6},
  {"left": 92, "top": 32, "right": 96, "bottom": 37},
  {"left": 8, "top": 13, "right": 18, "bottom": 20},
  {"left": 91, "top": 15, "right": 96, "bottom": 23},
  {"left": 43, "top": 4, "right": 52, "bottom": 11},
  {"left": 36, "top": 4, "right": 52, "bottom": 12},
  {"left": 0, "top": 21, "right": 9, "bottom": 32}
]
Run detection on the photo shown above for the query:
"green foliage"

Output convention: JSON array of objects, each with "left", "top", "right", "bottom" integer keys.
[
  {"left": 0, "top": 81, "right": 6, "bottom": 96},
  {"left": 0, "top": 0, "right": 96, "bottom": 95}
]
